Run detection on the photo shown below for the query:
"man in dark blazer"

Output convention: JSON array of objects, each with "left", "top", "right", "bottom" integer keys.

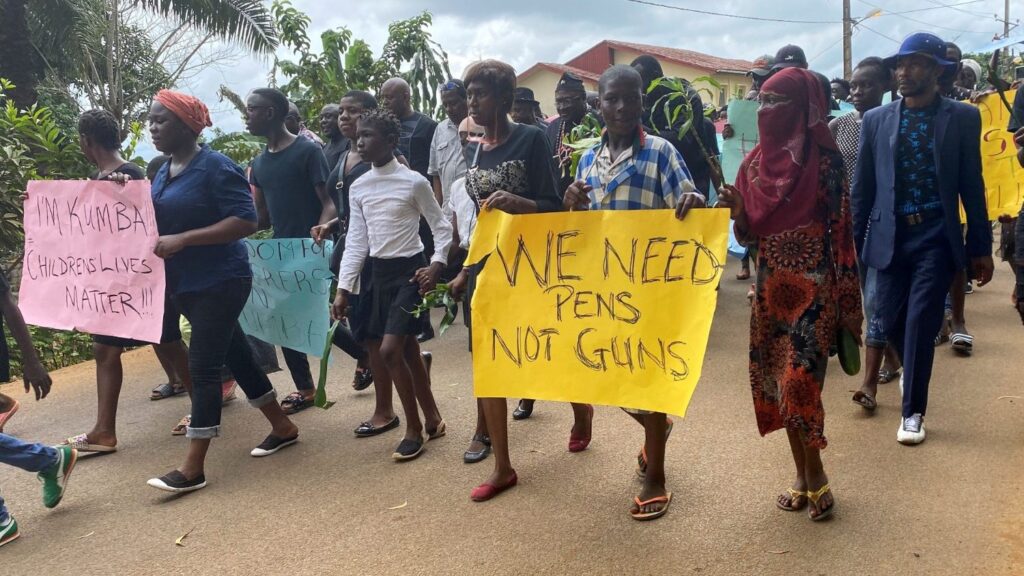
[{"left": 852, "top": 32, "right": 994, "bottom": 445}]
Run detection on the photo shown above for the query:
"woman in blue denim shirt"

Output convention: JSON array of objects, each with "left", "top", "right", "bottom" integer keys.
[{"left": 144, "top": 90, "right": 299, "bottom": 494}]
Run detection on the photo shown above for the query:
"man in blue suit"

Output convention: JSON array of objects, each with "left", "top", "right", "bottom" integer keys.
[{"left": 852, "top": 33, "right": 994, "bottom": 445}]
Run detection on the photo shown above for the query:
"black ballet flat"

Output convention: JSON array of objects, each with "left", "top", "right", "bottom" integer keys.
[
  {"left": 512, "top": 400, "right": 534, "bottom": 421},
  {"left": 463, "top": 434, "right": 491, "bottom": 464}
]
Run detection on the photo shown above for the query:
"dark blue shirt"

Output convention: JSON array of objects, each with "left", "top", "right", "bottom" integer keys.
[
  {"left": 249, "top": 137, "right": 330, "bottom": 239},
  {"left": 151, "top": 145, "right": 256, "bottom": 294},
  {"left": 895, "top": 99, "right": 943, "bottom": 216}
]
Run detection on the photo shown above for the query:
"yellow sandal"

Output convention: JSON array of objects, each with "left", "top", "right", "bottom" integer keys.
[
  {"left": 776, "top": 488, "right": 808, "bottom": 511},
  {"left": 807, "top": 483, "right": 835, "bottom": 521}
]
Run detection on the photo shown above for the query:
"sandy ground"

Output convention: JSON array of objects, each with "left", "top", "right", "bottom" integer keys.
[{"left": 1, "top": 262, "right": 1022, "bottom": 576}]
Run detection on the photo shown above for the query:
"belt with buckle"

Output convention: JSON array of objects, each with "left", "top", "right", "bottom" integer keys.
[{"left": 901, "top": 209, "right": 942, "bottom": 226}]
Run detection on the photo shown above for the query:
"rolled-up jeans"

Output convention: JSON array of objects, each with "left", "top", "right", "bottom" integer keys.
[
  {"left": 172, "top": 277, "right": 277, "bottom": 439},
  {"left": 0, "top": 433, "right": 59, "bottom": 523}
]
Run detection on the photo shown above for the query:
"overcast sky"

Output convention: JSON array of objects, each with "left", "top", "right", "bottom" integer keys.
[{"left": 158, "top": 0, "right": 1014, "bottom": 153}]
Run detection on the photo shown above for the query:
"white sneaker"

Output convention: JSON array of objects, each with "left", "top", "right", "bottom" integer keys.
[{"left": 897, "top": 413, "right": 926, "bottom": 445}]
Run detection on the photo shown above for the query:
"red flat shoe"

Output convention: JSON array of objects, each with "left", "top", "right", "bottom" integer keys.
[
  {"left": 568, "top": 405, "right": 594, "bottom": 453},
  {"left": 470, "top": 472, "right": 518, "bottom": 502}
]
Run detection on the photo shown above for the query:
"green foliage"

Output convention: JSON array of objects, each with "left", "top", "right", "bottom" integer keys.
[
  {"left": 0, "top": 78, "right": 94, "bottom": 377},
  {"left": 4, "top": 326, "right": 95, "bottom": 380},
  {"left": 561, "top": 114, "right": 603, "bottom": 178},
  {"left": 377, "top": 12, "right": 453, "bottom": 116},
  {"left": 207, "top": 128, "right": 265, "bottom": 166},
  {"left": 647, "top": 76, "right": 723, "bottom": 185},
  {"left": 126, "top": 0, "right": 278, "bottom": 55},
  {"left": 0, "top": 78, "right": 90, "bottom": 273},
  {"left": 271, "top": 1, "right": 453, "bottom": 122},
  {"left": 410, "top": 285, "right": 457, "bottom": 336}
]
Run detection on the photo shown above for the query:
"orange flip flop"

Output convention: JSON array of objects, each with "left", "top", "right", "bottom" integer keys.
[
  {"left": 630, "top": 492, "right": 673, "bottom": 521},
  {"left": 0, "top": 397, "right": 19, "bottom": 432}
]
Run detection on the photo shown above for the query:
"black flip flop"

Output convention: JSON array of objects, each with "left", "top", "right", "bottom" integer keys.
[
  {"left": 354, "top": 416, "right": 400, "bottom": 438},
  {"left": 851, "top": 391, "right": 877, "bottom": 411}
]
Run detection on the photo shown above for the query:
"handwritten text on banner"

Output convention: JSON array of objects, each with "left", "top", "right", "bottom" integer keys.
[
  {"left": 239, "top": 238, "right": 334, "bottom": 357},
  {"left": 465, "top": 209, "right": 729, "bottom": 416},
  {"left": 19, "top": 180, "right": 165, "bottom": 342},
  {"left": 975, "top": 90, "right": 1023, "bottom": 220}
]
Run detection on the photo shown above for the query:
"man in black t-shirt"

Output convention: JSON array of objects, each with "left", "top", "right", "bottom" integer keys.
[
  {"left": 247, "top": 88, "right": 335, "bottom": 412},
  {"left": 380, "top": 78, "right": 437, "bottom": 180}
]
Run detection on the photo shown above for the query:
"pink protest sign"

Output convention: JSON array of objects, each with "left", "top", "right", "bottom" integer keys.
[{"left": 19, "top": 180, "right": 165, "bottom": 342}]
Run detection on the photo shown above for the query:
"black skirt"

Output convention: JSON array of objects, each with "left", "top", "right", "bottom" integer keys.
[{"left": 366, "top": 254, "right": 426, "bottom": 340}]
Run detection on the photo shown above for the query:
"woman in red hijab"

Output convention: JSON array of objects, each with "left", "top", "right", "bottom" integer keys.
[{"left": 718, "top": 68, "right": 862, "bottom": 522}]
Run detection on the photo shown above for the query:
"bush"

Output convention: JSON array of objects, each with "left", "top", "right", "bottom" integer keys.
[
  {"left": 1, "top": 78, "right": 94, "bottom": 378},
  {"left": 5, "top": 327, "right": 95, "bottom": 380}
]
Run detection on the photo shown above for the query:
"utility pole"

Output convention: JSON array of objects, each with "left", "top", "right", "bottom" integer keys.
[
  {"left": 1005, "top": 0, "right": 1010, "bottom": 37},
  {"left": 843, "top": 0, "right": 853, "bottom": 79}
]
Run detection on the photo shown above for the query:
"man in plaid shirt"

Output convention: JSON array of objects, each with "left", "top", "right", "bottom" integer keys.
[{"left": 564, "top": 65, "right": 706, "bottom": 522}]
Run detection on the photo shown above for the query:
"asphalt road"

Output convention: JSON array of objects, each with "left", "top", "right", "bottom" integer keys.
[{"left": 1, "top": 261, "right": 1022, "bottom": 576}]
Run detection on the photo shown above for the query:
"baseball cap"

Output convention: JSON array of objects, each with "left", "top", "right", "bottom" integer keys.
[
  {"left": 748, "top": 54, "right": 776, "bottom": 78},
  {"left": 513, "top": 87, "right": 539, "bottom": 104},
  {"left": 772, "top": 45, "right": 808, "bottom": 71}
]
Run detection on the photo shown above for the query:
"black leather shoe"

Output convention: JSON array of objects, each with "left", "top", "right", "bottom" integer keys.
[
  {"left": 512, "top": 399, "right": 535, "bottom": 421},
  {"left": 463, "top": 434, "right": 491, "bottom": 464},
  {"left": 417, "top": 323, "right": 435, "bottom": 343}
]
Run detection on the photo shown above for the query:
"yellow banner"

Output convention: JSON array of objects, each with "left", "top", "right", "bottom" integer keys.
[
  {"left": 465, "top": 208, "right": 730, "bottom": 416},
  {"left": 976, "top": 90, "right": 1024, "bottom": 220}
]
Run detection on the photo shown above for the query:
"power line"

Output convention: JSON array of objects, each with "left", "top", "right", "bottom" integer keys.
[
  {"left": 921, "top": 0, "right": 993, "bottom": 19},
  {"left": 626, "top": 0, "right": 996, "bottom": 26},
  {"left": 623, "top": 0, "right": 840, "bottom": 24},
  {"left": 858, "top": 23, "right": 901, "bottom": 44},
  {"left": 855, "top": 0, "right": 995, "bottom": 33}
]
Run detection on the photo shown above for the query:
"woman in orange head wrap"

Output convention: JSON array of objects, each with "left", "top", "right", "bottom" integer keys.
[{"left": 145, "top": 91, "right": 300, "bottom": 494}]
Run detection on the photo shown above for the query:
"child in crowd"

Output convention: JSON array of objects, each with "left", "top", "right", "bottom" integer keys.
[
  {"left": 332, "top": 110, "right": 453, "bottom": 461},
  {"left": 0, "top": 269, "right": 77, "bottom": 547}
]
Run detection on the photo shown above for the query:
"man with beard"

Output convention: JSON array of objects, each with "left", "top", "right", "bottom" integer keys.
[
  {"left": 853, "top": 33, "right": 992, "bottom": 445},
  {"left": 546, "top": 72, "right": 593, "bottom": 193},
  {"left": 319, "top": 103, "right": 348, "bottom": 169}
]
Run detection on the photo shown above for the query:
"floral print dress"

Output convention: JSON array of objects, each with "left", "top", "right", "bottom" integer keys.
[{"left": 745, "top": 149, "right": 862, "bottom": 449}]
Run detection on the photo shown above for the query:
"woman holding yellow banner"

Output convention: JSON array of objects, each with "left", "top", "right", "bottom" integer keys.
[
  {"left": 717, "top": 68, "right": 862, "bottom": 522},
  {"left": 448, "top": 59, "right": 594, "bottom": 502}
]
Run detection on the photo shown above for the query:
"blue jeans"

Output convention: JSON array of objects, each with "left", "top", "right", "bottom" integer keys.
[
  {"left": 172, "top": 278, "right": 277, "bottom": 439},
  {"left": 0, "top": 433, "right": 58, "bottom": 523},
  {"left": 873, "top": 217, "right": 956, "bottom": 418},
  {"left": 858, "top": 259, "right": 887, "bottom": 348}
]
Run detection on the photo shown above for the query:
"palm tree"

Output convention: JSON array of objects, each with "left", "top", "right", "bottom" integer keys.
[
  {"left": 1, "top": 0, "right": 277, "bottom": 118},
  {"left": 0, "top": 0, "right": 44, "bottom": 109}
]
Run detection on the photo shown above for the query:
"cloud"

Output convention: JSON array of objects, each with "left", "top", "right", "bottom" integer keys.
[{"left": 133, "top": 0, "right": 1006, "bottom": 160}]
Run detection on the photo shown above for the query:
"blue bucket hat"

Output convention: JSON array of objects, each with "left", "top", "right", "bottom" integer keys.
[{"left": 883, "top": 32, "right": 957, "bottom": 73}]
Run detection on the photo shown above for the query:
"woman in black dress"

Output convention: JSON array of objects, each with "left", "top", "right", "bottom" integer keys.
[{"left": 449, "top": 60, "right": 594, "bottom": 501}]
